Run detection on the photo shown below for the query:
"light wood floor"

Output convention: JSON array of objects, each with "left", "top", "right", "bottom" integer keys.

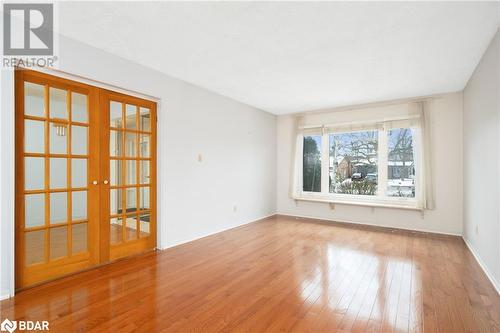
[{"left": 1, "top": 215, "right": 499, "bottom": 332}]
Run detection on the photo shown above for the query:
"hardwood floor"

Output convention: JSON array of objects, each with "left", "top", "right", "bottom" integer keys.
[{"left": 1, "top": 215, "right": 499, "bottom": 332}]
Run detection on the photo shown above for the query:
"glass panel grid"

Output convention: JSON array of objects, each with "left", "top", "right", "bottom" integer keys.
[{"left": 22, "top": 82, "right": 93, "bottom": 270}]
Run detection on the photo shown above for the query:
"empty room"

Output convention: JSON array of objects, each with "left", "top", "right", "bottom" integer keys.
[{"left": 0, "top": 1, "right": 499, "bottom": 332}]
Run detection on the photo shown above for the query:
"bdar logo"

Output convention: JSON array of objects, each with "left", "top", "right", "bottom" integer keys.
[{"left": 0, "top": 319, "right": 17, "bottom": 333}]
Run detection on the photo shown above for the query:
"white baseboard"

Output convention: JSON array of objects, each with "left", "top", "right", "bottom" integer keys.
[
  {"left": 462, "top": 237, "right": 500, "bottom": 295},
  {"left": 0, "top": 294, "right": 11, "bottom": 301},
  {"left": 276, "top": 212, "right": 462, "bottom": 237},
  {"left": 157, "top": 213, "right": 276, "bottom": 251}
]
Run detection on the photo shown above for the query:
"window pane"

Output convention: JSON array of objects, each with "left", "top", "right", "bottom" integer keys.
[
  {"left": 72, "top": 223, "right": 88, "bottom": 254},
  {"left": 125, "top": 160, "right": 137, "bottom": 185},
  {"left": 126, "top": 187, "right": 137, "bottom": 213},
  {"left": 125, "top": 104, "right": 137, "bottom": 130},
  {"left": 387, "top": 128, "right": 415, "bottom": 198},
  {"left": 25, "top": 119, "right": 45, "bottom": 153},
  {"left": 125, "top": 132, "right": 137, "bottom": 157},
  {"left": 110, "top": 217, "right": 123, "bottom": 245},
  {"left": 139, "top": 213, "right": 150, "bottom": 237},
  {"left": 71, "top": 92, "right": 88, "bottom": 123},
  {"left": 24, "top": 82, "right": 45, "bottom": 117},
  {"left": 71, "top": 125, "right": 88, "bottom": 155},
  {"left": 329, "top": 131, "right": 378, "bottom": 195},
  {"left": 110, "top": 159, "right": 122, "bottom": 186},
  {"left": 140, "top": 160, "right": 150, "bottom": 184},
  {"left": 126, "top": 214, "right": 138, "bottom": 241},
  {"left": 110, "top": 101, "right": 122, "bottom": 128},
  {"left": 302, "top": 135, "right": 321, "bottom": 192},
  {"left": 50, "top": 192, "right": 67, "bottom": 224},
  {"left": 49, "top": 87, "right": 67, "bottom": 119},
  {"left": 139, "top": 134, "right": 150, "bottom": 158},
  {"left": 50, "top": 226, "right": 67, "bottom": 259},
  {"left": 25, "top": 194, "right": 45, "bottom": 228},
  {"left": 50, "top": 122, "right": 67, "bottom": 154},
  {"left": 139, "top": 186, "right": 150, "bottom": 210},
  {"left": 110, "top": 189, "right": 123, "bottom": 215},
  {"left": 110, "top": 130, "right": 123, "bottom": 157},
  {"left": 50, "top": 158, "right": 67, "bottom": 189},
  {"left": 25, "top": 230, "right": 45, "bottom": 265},
  {"left": 25, "top": 157, "right": 45, "bottom": 190},
  {"left": 72, "top": 191, "right": 87, "bottom": 221},
  {"left": 71, "top": 158, "right": 87, "bottom": 188},
  {"left": 140, "top": 107, "right": 150, "bottom": 132}
]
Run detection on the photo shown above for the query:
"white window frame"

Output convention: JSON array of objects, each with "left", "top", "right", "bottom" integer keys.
[{"left": 297, "top": 124, "right": 422, "bottom": 210}]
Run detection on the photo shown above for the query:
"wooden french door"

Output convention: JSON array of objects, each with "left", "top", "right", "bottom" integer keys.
[
  {"left": 15, "top": 70, "right": 156, "bottom": 289},
  {"left": 99, "top": 90, "right": 157, "bottom": 261}
]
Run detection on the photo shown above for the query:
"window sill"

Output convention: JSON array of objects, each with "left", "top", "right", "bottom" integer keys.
[{"left": 292, "top": 195, "right": 422, "bottom": 211}]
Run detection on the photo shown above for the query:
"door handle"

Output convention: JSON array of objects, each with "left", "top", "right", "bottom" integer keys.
[
  {"left": 103, "top": 180, "right": 109, "bottom": 185},
  {"left": 92, "top": 180, "right": 98, "bottom": 185}
]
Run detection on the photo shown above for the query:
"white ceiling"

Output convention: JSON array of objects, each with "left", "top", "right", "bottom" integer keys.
[{"left": 59, "top": 2, "right": 499, "bottom": 115}]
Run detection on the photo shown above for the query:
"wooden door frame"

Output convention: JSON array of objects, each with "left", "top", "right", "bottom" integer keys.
[
  {"left": 14, "top": 68, "right": 158, "bottom": 289},
  {"left": 99, "top": 89, "right": 157, "bottom": 262}
]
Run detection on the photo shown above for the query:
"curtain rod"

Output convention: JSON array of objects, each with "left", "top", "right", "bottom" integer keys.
[
  {"left": 298, "top": 114, "right": 421, "bottom": 130},
  {"left": 293, "top": 93, "right": 446, "bottom": 117}
]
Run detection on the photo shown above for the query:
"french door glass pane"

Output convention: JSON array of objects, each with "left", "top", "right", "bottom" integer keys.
[
  {"left": 50, "top": 192, "right": 67, "bottom": 224},
  {"left": 72, "top": 191, "right": 87, "bottom": 221},
  {"left": 126, "top": 214, "right": 138, "bottom": 240},
  {"left": 139, "top": 187, "right": 150, "bottom": 210},
  {"left": 71, "top": 92, "right": 88, "bottom": 123},
  {"left": 125, "top": 160, "right": 137, "bottom": 185},
  {"left": 25, "top": 157, "right": 45, "bottom": 190},
  {"left": 110, "top": 101, "right": 122, "bottom": 128},
  {"left": 72, "top": 125, "right": 88, "bottom": 155},
  {"left": 125, "top": 132, "right": 137, "bottom": 157},
  {"left": 71, "top": 158, "right": 87, "bottom": 188},
  {"left": 140, "top": 160, "right": 150, "bottom": 184},
  {"left": 110, "top": 189, "right": 123, "bottom": 215},
  {"left": 50, "top": 158, "right": 67, "bottom": 189},
  {"left": 25, "top": 230, "right": 45, "bottom": 265},
  {"left": 110, "top": 159, "right": 122, "bottom": 186},
  {"left": 49, "top": 87, "right": 67, "bottom": 119},
  {"left": 50, "top": 122, "right": 68, "bottom": 154},
  {"left": 139, "top": 134, "right": 150, "bottom": 157},
  {"left": 25, "top": 119, "right": 45, "bottom": 153},
  {"left": 140, "top": 107, "right": 150, "bottom": 132},
  {"left": 50, "top": 226, "right": 67, "bottom": 259},
  {"left": 72, "top": 223, "right": 88, "bottom": 254},
  {"left": 110, "top": 130, "right": 122, "bottom": 157},
  {"left": 125, "top": 104, "right": 137, "bottom": 130},
  {"left": 139, "top": 213, "right": 150, "bottom": 237},
  {"left": 126, "top": 187, "right": 137, "bottom": 212},
  {"left": 25, "top": 194, "right": 45, "bottom": 228},
  {"left": 24, "top": 82, "right": 45, "bottom": 117},
  {"left": 110, "top": 217, "right": 123, "bottom": 245}
]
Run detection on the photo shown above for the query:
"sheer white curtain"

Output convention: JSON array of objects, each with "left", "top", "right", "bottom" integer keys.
[{"left": 412, "top": 101, "right": 435, "bottom": 209}]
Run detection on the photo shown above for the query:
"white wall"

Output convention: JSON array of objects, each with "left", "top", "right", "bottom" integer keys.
[
  {"left": 463, "top": 29, "right": 500, "bottom": 292},
  {"left": 0, "top": 35, "right": 276, "bottom": 297},
  {"left": 277, "top": 92, "right": 463, "bottom": 235}
]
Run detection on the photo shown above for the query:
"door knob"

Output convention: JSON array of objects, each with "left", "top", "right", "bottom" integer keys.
[
  {"left": 92, "top": 180, "right": 98, "bottom": 185},
  {"left": 103, "top": 180, "right": 109, "bottom": 185}
]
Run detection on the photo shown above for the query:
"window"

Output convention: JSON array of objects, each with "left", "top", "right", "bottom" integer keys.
[
  {"left": 329, "top": 131, "right": 378, "bottom": 196},
  {"left": 387, "top": 128, "right": 415, "bottom": 198},
  {"left": 302, "top": 135, "right": 321, "bottom": 192},
  {"left": 297, "top": 123, "right": 421, "bottom": 208}
]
